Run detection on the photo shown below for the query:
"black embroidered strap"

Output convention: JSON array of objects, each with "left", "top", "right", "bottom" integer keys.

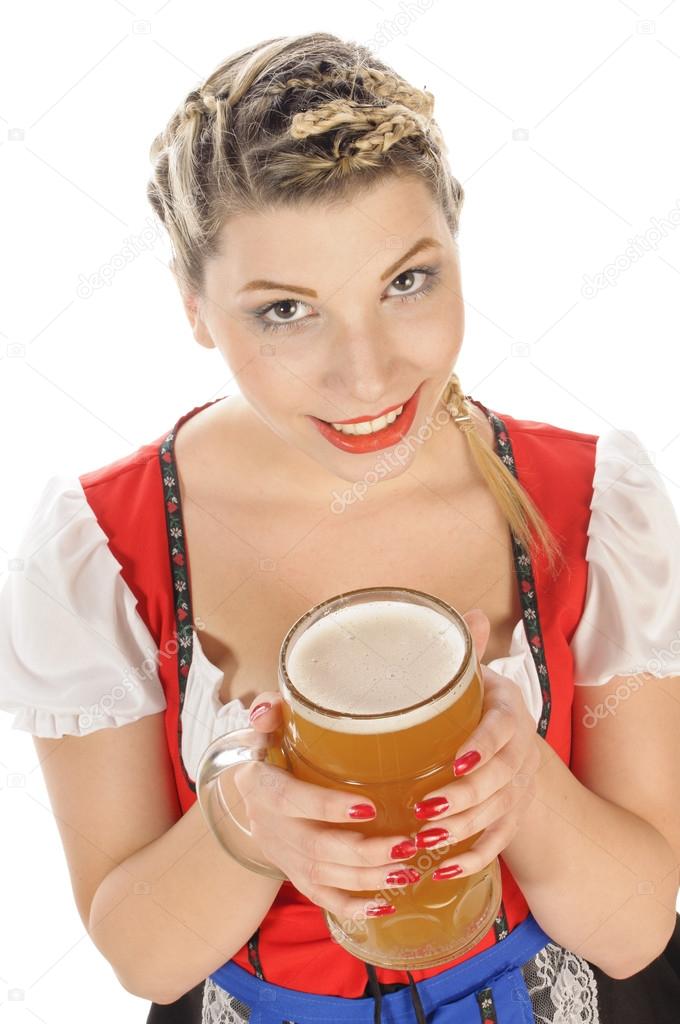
[
  {"left": 480, "top": 404, "right": 552, "bottom": 948},
  {"left": 247, "top": 927, "right": 265, "bottom": 980},
  {"left": 159, "top": 424, "right": 197, "bottom": 795},
  {"left": 476, "top": 984, "right": 499, "bottom": 1021}
]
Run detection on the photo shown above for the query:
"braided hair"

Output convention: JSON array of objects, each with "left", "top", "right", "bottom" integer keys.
[{"left": 147, "top": 32, "right": 563, "bottom": 576}]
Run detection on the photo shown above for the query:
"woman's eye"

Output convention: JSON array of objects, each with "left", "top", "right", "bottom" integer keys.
[
  {"left": 254, "top": 297, "right": 313, "bottom": 333},
  {"left": 384, "top": 266, "right": 439, "bottom": 301},
  {"left": 251, "top": 265, "right": 440, "bottom": 334}
]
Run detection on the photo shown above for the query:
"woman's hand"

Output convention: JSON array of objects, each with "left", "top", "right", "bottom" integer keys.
[
  {"left": 409, "top": 608, "right": 541, "bottom": 880},
  {"left": 233, "top": 694, "right": 422, "bottom": 929}
]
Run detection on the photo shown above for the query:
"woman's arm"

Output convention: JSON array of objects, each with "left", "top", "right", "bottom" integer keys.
[
  {"left": 88, "top": 794, "right": 282, "bottom": 1005},
  {"left": 501, "top": 727, "right": 679, "bottom": 979}
]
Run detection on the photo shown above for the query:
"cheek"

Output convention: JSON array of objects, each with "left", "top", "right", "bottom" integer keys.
[
  {"left": 235, "top": 365, "right": 315, "bottom": 437},
  {"left": 407, "top": 329, "right": 462, "bottom": 375}
]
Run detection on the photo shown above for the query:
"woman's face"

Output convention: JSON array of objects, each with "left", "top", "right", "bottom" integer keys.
[{"left": 180, "top": 173, "right": 466, "bottom": 503}]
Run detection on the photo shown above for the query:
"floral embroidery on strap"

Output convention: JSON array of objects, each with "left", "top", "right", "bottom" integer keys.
[
  {"left": 469, "top": 402, "right": 553, "bottom": 947},
  {"left": 476, "top": 985, "right": 499, "bottom": 1022},
  {"left": 159, "top": 425, "right": 197, "bottom": 794},
  {"left": 485, "top": 409, "right": 552, "bottom": 740}
]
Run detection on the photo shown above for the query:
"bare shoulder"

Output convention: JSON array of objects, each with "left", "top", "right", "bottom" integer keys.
[
  {"left": 173, "top": 394, "right": 258, "bottom": 504},
  {"left": 33, "top": 711, "right": 181, "bottom": 932}
]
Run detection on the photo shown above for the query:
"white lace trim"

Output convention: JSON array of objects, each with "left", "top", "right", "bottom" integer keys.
[
  {"left": 521, "top": 941, "right": 602, "bottom": 1023},
  {"left": 202, "top": 977, "right": 251, "bottom": 1023}
]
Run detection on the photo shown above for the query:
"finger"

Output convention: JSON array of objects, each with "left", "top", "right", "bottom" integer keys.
[
  {"left": 417, "top": 778, "right": 529, "bottom": 851},
  {"left": 254, "top": 822, "right": 422, "bottom": 894},
  {"left": 254, "top": 814, "right": 420, "bottom": 870},
  {"left": 247, "top": 692, "right": 284, "bottom": 731},
  {"left": 430, "top": 814, "right": 522, "bottom": 880},
  {"left": 237, "top": 760, "right": 380, "bottom": 825},
  {"left": 451, "top": 667, "right": 518, "bottom": 775},
  {"left": 413, "top": 734, "right": 530, "bottom": 826},
  {"left": 413, "top": 752, "right": 515, "bottom": 832},
  {"left": 462, "top": 607, "right": 490, "bottom": 663},
  {"left": 292, "top": 876, "right": 398, "bottom": 932}
]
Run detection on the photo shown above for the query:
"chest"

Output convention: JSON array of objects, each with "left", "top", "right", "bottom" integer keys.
[{"left": 180, "top": 480, "right": 523, "bottom": 711}]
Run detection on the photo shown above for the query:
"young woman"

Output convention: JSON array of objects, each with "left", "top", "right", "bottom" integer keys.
[{"left": 2, "top": 31, "right": 679, "bottom": 1024}]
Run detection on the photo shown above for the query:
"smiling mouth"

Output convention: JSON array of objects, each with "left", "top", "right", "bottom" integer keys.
[
  {"left": 317, "top": 385, "right": 420, "bottom": 435},
  {"left": 307, "top": 382, "right": 424, "bottom": 453}
]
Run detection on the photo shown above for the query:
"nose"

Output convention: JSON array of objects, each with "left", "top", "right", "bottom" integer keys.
[{"left": 330, "top": 329, "right": 399, "bottom": 413}]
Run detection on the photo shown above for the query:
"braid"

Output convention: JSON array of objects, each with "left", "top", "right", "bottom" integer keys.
[
  {"left": 443, "top": 373, "right": 564, "bottom": 577},
  {"left": 271, "top": 60, "right": 441, "bottom": 165},
  {"left": 270, "top": 63, "right": 434, "bottom": 118},
  {"left": 180, "top": 88, "right": 230, "bottom": 122},
  {"left": 280, "top": 69, "right": 440, "bottom": 164},
  {"left": 289, "top": 98, "right": 432, "bottom": 160}
]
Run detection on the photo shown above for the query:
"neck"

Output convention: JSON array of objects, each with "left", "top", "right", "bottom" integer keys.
[{"left": 229, "top": 392, "right": 494, "bottom": 512}]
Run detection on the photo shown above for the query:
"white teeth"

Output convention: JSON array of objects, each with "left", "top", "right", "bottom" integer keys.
[{"left": 330, "top": 405, "right": 404, "bottom": 435}]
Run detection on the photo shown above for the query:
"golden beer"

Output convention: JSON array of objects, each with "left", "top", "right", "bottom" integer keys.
[{"left": 196, "top": 586, "right": 502, "bottom": 970}]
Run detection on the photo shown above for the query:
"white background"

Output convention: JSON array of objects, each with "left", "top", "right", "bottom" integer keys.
[{"left": 1, "top": 0, "right": 679, "bottom": 1019}]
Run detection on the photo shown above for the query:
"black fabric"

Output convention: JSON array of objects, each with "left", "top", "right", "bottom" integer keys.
[
  {"left": 145, "top": 980, "right": 204, "bottom": 1022},
  {"left": 405, "top": 969, "right": 428, "bottom": 1023},
  {"left": 362, "top": 962, "right": 383, "bottom": 1024},
  {"left": 586, "top": 911, "right": 680, "bottom": 1022}
]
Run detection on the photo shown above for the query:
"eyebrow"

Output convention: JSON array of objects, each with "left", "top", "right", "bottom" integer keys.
[{"left": 237, "top": 236, "right": 443, "bottom": 297}]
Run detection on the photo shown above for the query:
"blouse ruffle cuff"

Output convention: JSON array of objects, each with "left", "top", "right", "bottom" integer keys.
[{"left": 0, "top": 475, "right": 167, "bottom": 737}]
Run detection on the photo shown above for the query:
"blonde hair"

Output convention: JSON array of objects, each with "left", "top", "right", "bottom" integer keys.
[{"left": 146, "top": 31, "right": 564, "bottom": 578}]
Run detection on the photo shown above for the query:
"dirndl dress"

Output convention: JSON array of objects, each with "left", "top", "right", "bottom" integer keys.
[
  {"left": 140, "top": 396, "right": 680, "bottom": 1023},
  {"left": 2, "top": 391, "right": 678, "bottom": 1023}
]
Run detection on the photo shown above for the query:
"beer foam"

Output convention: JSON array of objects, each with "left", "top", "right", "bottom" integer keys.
[{"left": 285, "top": 600, "right": 473, "bottom": 734}]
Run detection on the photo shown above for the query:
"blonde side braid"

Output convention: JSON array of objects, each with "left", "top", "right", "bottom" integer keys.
[{"left": 443, "top": 373, "right": 564, "bottom": 577}]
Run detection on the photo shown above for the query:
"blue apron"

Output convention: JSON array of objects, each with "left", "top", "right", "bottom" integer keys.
[{"left": 209, "top": 911, "right": 552, "bottom": 1023}]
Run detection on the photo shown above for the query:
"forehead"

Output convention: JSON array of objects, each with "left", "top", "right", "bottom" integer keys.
[{"left": 211, "top": 175, "right": 444, "bottom": 276}]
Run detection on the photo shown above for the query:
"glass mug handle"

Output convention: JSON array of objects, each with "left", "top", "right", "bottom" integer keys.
[{"left": 196, "top": 725, "right": 291, "bottom": 881}]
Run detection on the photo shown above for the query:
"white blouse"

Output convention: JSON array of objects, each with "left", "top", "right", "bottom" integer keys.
[{"left": 1, "top": 428, "right": 679, "bottom": 785}]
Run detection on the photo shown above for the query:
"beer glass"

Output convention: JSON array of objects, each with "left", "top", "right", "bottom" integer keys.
[{"left": 196, "top": 586, "right": 502, "bottom": 969}]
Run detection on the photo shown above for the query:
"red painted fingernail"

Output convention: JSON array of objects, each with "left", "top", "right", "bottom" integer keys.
[
  {"left": 385, "top": 868, "right": 421, "bottom": 886},
  {"left": 366, "top": 903, "right": 396, "bottom": 917},
  {"left": 390, "top": 839, "right": 418, "bottom": 859},
  {"left": 413, "top": 796, "right": 449, "bottom": 819},
  {"left": 453, "top": 750, "right": 481, "bottom": 776},
  {"left": 432, "top": 864, "right": 464, "bottom": 880},
  {"left": 347, "top": 803, "right": 376, "bottom": 819},
  {"left": 415, "top": 827, "right": 450, "bottom": 849},
  {"left": 249, "top": 702, "right": 272, "bottom": 722}
]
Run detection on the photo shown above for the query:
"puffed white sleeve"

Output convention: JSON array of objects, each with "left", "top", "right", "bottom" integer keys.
[
  {"left": 0, "top": 474, "right": 167, "bottom": 736},
  {"left": 570, "top": 428, "right": 680, "bottom": 686}
]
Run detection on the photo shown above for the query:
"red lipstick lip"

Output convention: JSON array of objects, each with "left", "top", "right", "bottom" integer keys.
[
  {"left": 308, "top": 382, "right": 424, "bottom": 455},
  {"left": 316, "top": 388, "right": 418, "bottom": 426}
]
